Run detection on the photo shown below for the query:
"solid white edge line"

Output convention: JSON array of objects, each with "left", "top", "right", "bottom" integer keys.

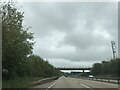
[{"left": 47, "top": 77, "right": 61, "bottom": 89}]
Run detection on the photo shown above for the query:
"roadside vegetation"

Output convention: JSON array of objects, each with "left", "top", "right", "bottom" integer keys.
[
  {"left": 91, "top": 58, "right": 120, "bottom": 78},
  {"left": 2, "top": 2, "right": 61, "bottom": 88},
  {"left": 2, "top": 77, "right": 43, "bottom": 88}
]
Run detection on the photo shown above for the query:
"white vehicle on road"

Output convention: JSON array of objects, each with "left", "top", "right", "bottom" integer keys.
[{"left": 88, "top": 75, "right": 94, "bottom": 78}]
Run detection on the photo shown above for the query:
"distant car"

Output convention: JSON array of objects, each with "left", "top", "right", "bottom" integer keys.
[{"left": 88, "top": 75, "right": 94, "bottom": 78}]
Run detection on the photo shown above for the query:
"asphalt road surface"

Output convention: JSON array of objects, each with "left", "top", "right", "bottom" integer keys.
[{"left": 33, "top": 76, "right": 119, "bottom": 90}]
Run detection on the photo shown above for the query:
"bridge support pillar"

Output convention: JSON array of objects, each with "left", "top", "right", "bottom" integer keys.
[{"left": 83, "top": 69, "right": 84, "bottom": 73}]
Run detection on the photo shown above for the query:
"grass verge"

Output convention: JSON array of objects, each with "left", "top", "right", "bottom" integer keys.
[{"left": 2, "top": 77, "right": 43, "bottom": 88}]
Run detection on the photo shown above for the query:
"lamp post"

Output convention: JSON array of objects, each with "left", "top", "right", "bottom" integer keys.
[{"left": 111, "top": 41, "right": 116, "bottom": 59}]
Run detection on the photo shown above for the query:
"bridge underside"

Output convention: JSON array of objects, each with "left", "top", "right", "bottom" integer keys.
[{"left": 57, "top": 68, "right": 91, "bottom": 70}]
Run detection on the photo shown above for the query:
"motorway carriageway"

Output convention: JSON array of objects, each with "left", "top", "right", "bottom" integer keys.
[{"left": 32, "top": 76, "right": 119, "bottom": 90}]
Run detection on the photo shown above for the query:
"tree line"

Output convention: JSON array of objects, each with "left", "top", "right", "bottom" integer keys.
[
  {"left": 91, "top": 58, "right": 120, "bottom": 77},
  {"left": 2, "top": 2, "right": 61, "bottom": 80}
]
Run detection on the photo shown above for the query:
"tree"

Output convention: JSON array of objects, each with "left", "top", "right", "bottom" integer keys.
[
  {"left": 101, "top": 61, "right": 110, "bottom": 75},
  {"left": 91, "top": 63, "right": 102, "bottom": 75},
  {"left": 26, "top": 55, "right": 61, "bottom": 77},
  {"left": 118, "top": 58, "right": 120, "bottom": 77},
  {"left": 91, "top": 58, "right": 120, "bottom": 77},
  {"left": 2, "top": 3, "right": 34, "bottom": 79},
  {"left": 2, "top": 2, "right": 61, "bottom": 80},
  {"left": 110, "top": 59, "right": 118, "bottom": 76}
]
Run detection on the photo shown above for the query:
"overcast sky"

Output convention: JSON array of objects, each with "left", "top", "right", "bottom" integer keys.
[{"left": 18, "top": 2, "right": 118, "bottom": 67}]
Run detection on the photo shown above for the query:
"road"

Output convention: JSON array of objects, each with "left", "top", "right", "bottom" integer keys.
[{"left": 33, "top": 76, "right": 119, "bottom": 90}]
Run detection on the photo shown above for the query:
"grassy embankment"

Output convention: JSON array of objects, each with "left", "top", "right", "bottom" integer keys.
[{"left": 2, "top": 77, "right": 43, "bottom": 88}]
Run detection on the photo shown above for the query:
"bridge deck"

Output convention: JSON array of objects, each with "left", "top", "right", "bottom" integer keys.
[{"left": 57, "top": 67, "right": 91, "bottom": 70}]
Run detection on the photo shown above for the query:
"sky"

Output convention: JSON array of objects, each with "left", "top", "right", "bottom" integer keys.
[{"left": 17, "top": 2, "right": 118, "bottom": 68}]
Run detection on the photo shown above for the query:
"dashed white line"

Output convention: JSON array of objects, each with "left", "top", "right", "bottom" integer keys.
[
  {"left": 80, "top": 84, "right": 94, "bottom": 90},
  {"left": 80, "top": 84, "right": 91, "bottom": 89}
]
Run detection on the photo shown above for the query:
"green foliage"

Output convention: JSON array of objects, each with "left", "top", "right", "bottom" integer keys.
[
  {"left": 91, "top": 58, "right": 119, "bottom": 77},
  {"left": 2, "top": 2, "right": 61, "bottom": 81},
  {"left": 91, "top": 63, "right": 102, "bottom": 75},
  {"left": 2, "top": 3, "right": 34, "bottom": 79},
  {"left": 25, "top": 55, "right": 61, "bottom": 78},
  {"left": 2, "top": 77, "right": 43, "bottom": 88}
]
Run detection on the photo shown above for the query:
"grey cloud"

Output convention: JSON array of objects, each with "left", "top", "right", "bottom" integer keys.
[
  {"left": 21, "top": 2, "right": 117, "bottom": 37},
  {"left": 47, "top": 58, "right": 98, "bottom": 67},
  {"left": 20, "top": 2, "right": 118, "bottom": 67}
]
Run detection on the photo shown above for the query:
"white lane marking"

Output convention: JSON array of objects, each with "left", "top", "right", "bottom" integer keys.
[
  {"left": 80, "top": 84, "right": 94, "bottom": 90},
  {"left": 47, "top": 77, "right": 61, "bottom": 89}
]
